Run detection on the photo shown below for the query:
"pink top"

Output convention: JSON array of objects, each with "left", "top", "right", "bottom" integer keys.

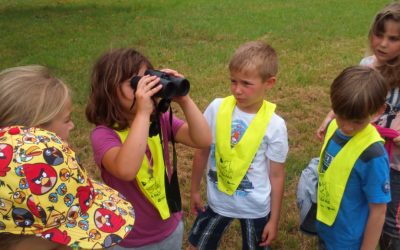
[
  {"left": 373, "top": 124, "right": 400, "bottom": 162},
  {"left": 90, "top": 112, "right": 184, "bottom": 247}
]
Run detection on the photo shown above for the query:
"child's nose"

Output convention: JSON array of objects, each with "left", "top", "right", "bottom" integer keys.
[
  {"left": 69, "top": 121, "right": 75, "bottom": 131},
  {"left": 232, "top": 85, "right": 243, "bottom": 94},
  {"left": 380, "top": 38, "right": 389, "bottom": 47}
]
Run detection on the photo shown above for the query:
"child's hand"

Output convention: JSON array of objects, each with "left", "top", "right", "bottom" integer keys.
[
  {"left": 172, "top": 94, "right": 191, "bottom": 107},
  {"left": 159, "top": 68, "right": 191, "bottom": 104},
  {"left": 135, "top": 75, "right": 162, "bottom": 115},
  {"left": 316, "top": 118, "right": 331, "bottom": 141},
  {"left": 190, "top": 190, "right": 205, "bottom": 216},
  {"left": 394, "top": 135, "right": 400, "bottom": 146},
  {"left": 259, "top": 221, "right": 278, "bottom": 247},
  {"left": 159, "top": 68, "right": 184, "bottom": 78},
  {"left": 316, "top": 110, "right": 335, "bottom": 141},
  {"left": 316, "top": 125, "right": 327, "bottom": 141}
]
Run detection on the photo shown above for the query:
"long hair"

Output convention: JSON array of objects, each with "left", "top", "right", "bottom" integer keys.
[
  {"left": 368, "top": 2, "right": 400, "bottom": 88},
  {"left": 85, "top": 48, "right": 153, "bottom": 130}
]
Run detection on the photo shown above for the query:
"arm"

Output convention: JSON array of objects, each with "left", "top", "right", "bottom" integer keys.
[
  {"left": 316, "top": 110, "right": 335, "bottom": 141},
  {"left": 102, "top": 75, "right": 162, "bottom": 181},
  {"left": 174, "top": 95, "right": 212, "bottom": 148},
  {"left": 190, "top": 147, "right": 210, "bottom": 216},
  {"left": 158, "top": 68, "right": 211, "bottom": 148},
  {"left": 260, "top": 160, "right": 285, "bottom": 247},
  {"left": 394, "top": 135, "right": 400, "bottom": 146},
  {"left": 360, "top": 203, "right": 387, "bottom": 250}
]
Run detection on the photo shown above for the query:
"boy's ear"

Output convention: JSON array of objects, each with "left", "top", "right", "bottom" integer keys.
[{"left": 264, "top": 76, "right": 276, "bottom": 90}]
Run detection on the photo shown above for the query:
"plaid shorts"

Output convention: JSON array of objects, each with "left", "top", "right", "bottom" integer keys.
[
  {"left": 380, "top": 232, "right": 400, "bottom": 250},
  {"left": 380, "top": 169, "right": 400, "bottom": 250},
  {"left": 188, "top": 206, "right": 271, "bottom": 250}
]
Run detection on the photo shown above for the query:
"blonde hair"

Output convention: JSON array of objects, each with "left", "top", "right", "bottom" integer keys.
[
  {"left": 229, "top": 41, "right": 278, "bottom": 81},
  {"left": 0, "top": 65, "right": 70, "bottom": 127}
]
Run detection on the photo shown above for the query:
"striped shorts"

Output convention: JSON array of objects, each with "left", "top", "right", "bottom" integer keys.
[{"left": 188, "top": 206, "right": 271, "bottom": 250}]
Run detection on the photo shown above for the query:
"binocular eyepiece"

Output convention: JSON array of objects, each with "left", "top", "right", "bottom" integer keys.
[{"left": 130, "top": 69, "right": 190, "bottom": 100}]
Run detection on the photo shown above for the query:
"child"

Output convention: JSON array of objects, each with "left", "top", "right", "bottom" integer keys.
[
  {"left": 316, "top": 3, "right": 400, "bottom": 249},
  {"left": 85, "top": 48, "right": 211, "bottom": 249},
  {"left": 0, "top": 65, "right": 74, "bottom": 141},
  {"left": 188, "top": 41, "right": 288, "bottom": 250},
  {"left": 316, "top": 66, "right": 391, "bottom": 249},
  {"left": 0, "top": 65, "right": 135, "bottom": 250}
]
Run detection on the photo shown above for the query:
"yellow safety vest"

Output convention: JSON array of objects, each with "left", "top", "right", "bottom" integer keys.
[
  {"left": 317, "top": 120, "right": 383, "bottom": 226},
  {"left": 115, "top": 129, "right": 171, "bottom": 220},
  {"left": 215, "top": 95, "right": 276, "bottom": 195}
]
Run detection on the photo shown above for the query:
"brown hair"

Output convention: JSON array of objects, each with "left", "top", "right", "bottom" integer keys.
[
  {"left": 368, "top": 2, "right": 400, "bottom": 88},
  {"left": 85, "top": 48, "right": 153, "bottom": 130},
  {"left": 229, "top": 41, "right": 278, "bottom": 81},
  {"left": 331, "top": 66, "right": 388, "bottom": 120},
  {"left": 0, "top": 65, "right": 70, "bottom": 127}
]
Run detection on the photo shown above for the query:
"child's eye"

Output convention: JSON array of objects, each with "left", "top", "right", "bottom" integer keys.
[
  {"left": 64, "top": 116, "right": 72, "bottom": 123},
  {"left": 243, "top": 81, "right": 251, "bottom": 86},
  {"left": 389, "top": 36, "right": 400, "bottom": 42}
]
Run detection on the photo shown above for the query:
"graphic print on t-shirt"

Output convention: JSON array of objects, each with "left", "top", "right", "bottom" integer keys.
[
  {"left": 321, "top": 153, "right": 334, "bottom": 173},
  {"left": 208, "top": 118, "right": 255, "bottom": 195}
]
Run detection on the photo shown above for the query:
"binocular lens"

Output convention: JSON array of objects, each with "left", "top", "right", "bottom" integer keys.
[{"left": 176, "top": 79, "right": 190, "bottom": 96}]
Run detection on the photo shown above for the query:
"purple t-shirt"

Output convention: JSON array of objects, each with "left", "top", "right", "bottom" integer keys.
[{"left": 90, "top": 112, "right": 184, "bottom": 247}]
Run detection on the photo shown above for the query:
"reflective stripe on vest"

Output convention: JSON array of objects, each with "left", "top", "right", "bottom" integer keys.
[
  {"left": 215, "top": 95, "right": 276, "bottom": 195},
  {"left": 316, "top": 120, "right": 383, "bottom": 226},
  {"left": 115, "top": 129, "right": 170, "bottom": 220}
]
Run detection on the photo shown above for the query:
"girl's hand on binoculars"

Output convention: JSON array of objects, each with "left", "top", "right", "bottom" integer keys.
[
  {"left": 135, "top": 75, "right": 162, "bottom": 115},
  {"left": 159, "top": 68, "right": 185, "bottom": 78},
  {"left": 172, "top": 95, "right": 191, "bottom": 106}
]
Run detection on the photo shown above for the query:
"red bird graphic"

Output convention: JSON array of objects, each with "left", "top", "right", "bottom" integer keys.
[
  {"left": 23, "top": 163, "right": 57, "bottom": 195},
  {"left": 41, "top": 228, "right": 71, "bottom": 245},
  {"left": 94, "top": 208, "right": 125, "bottom": 233},
  {"left": 0, "top": 144, "right": 12, "bottom": 177}
]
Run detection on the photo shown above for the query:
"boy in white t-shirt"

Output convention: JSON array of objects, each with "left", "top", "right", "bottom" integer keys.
[{"left": 188, "top": 41, "right": 289, "bottom": 250}]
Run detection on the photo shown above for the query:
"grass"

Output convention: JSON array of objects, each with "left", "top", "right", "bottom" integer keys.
[{"left": 0, "top": 0, "right": 390, "bottom": 249}]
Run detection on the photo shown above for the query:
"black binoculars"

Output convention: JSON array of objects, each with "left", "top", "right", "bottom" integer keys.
[{"left": 130, "top": 69, "right": 190, "bottom": 99}]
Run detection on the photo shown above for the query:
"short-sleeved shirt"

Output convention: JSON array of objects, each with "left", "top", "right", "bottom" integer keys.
[
  {"left": 90, "top": 112, "right": 184, "bottom": 247},
  {"left": 204, "top": 98, "right": 289, "bottom": 219},
  {"left": 316, "top": 129, "right": 391, "bottom": 249},
  {"left": 361, "top": 55, "right": 400, "bottom": 171}
]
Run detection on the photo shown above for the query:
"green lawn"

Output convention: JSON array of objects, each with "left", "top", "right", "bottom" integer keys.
[{"left": 0, "top": 0, "right": 390, "bottom": 249}]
